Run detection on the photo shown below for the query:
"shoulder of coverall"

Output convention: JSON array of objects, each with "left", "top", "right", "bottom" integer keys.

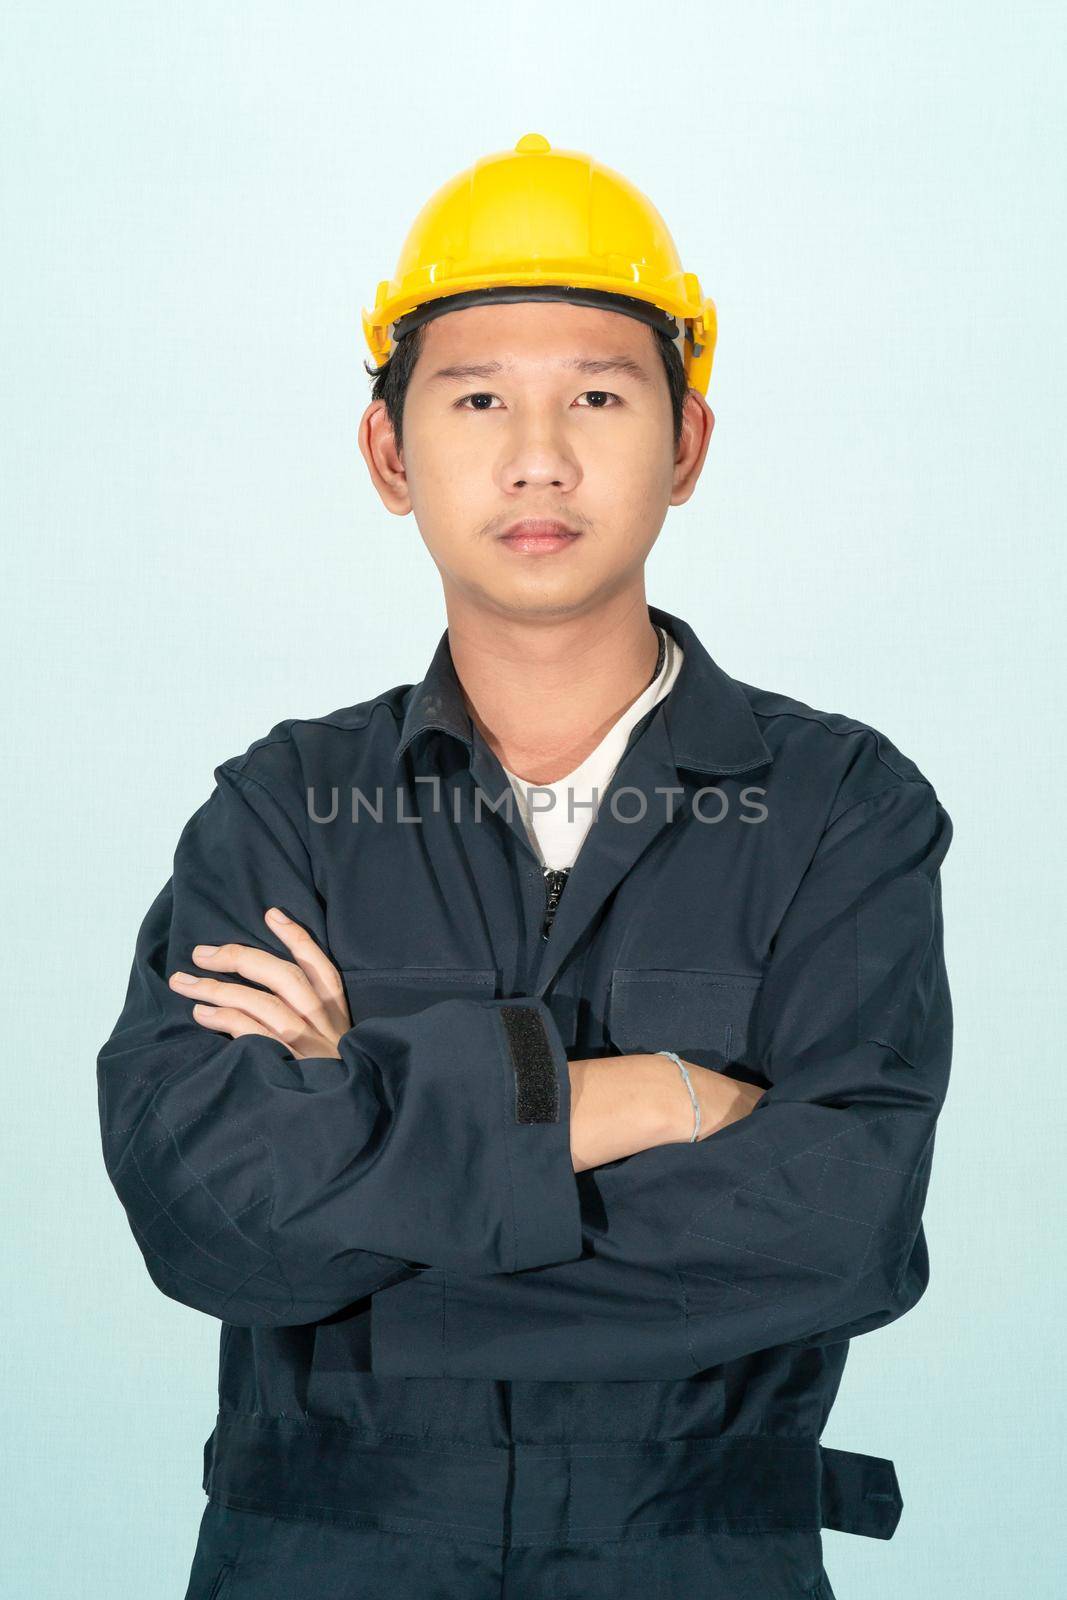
[
  {"left": 205, "top": 681, "right": 422, "bottom": 821},
  {"left": 735, "top": 678, "right": 949, "bottom": 832}
]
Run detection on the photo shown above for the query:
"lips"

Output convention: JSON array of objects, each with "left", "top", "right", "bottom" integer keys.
[{"left": 498, "top": 518, "right": 581, "bottom": 552}]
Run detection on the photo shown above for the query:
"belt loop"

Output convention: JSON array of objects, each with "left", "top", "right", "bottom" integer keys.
[
  {"left": 202, "top": 1424, "right": 218, "bottom": 1494},
  {"left": 819, "top": 1446, "right": 904, "bottom": 1540}
]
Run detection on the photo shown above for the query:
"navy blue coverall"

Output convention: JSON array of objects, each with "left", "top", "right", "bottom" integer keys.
[{"left": 97, "top": 604, "right": 953, "bottom": 1599}]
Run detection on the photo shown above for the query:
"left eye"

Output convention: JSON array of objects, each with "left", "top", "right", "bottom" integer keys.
[{"left": 575, "top": 391, "right": 620, "bottom": 408}]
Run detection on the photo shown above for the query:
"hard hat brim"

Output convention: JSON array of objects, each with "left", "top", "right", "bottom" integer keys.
[{"left": 363, "top": 282, "right": 716, "bottom": 395}]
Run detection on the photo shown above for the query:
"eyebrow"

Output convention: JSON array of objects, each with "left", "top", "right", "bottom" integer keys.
[{"left": 426, "top": 355, "right": 654, "bottom": 389}]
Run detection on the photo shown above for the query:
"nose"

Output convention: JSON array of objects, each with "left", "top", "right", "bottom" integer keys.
[{"left": 499, "top": 414, "right": 581, "bottom": 494}]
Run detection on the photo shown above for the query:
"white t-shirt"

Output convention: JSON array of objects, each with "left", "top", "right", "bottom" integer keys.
[{"left": 500, "top": 626, "right": 683, "bottom": 871}]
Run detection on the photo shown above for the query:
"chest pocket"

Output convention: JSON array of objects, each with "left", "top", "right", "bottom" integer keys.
[
  {"left": 341, "top": 966, "right": 498, "bottom": 1023},
  {"left": 608, "top": 968, "right": 763, "bottom": 1074}
]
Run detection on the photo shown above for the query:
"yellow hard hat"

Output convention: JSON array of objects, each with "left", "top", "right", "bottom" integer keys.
[{"left": 362, "top": 132, "right": 718, "bottom": 396}]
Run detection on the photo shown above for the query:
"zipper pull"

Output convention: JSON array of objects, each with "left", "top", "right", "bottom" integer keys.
[{"left": 541, "top": 867, "right": 570, "bottom": 940}]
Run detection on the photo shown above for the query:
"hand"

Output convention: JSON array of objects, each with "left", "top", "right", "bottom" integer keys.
[{"left": 168, "top": 907, "right": 351, "bottom": 1060}]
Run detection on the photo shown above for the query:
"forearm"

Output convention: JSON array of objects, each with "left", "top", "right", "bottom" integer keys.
[{"left": 568, "top": 1054, "right": 761, "bottom": 1172}]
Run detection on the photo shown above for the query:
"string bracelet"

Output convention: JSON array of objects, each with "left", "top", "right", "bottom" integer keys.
[{"left": 656, "top": 1049, "right": 701, "bottom": 1142}]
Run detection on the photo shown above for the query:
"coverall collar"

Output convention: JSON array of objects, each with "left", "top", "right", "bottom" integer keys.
[{"left": 392, "top": 602, "right": 774, "bottom": 779}]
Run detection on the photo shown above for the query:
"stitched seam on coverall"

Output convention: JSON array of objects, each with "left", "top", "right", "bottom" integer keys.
[
  {"left": 130, "top": 1127, "right": 265, "bottom": 1228},
  {"left": 747, "top": 706, "right": 923, "bottom": 789},
  {"left": 680, "top": 1110, "right": 922, "bottom": 1352},
  {"left": 130, "top": 1216, "right": 276, "bottom": 1320},
  {"left": 128, "top": 1111, "right": 298, "bottom": 1318},
  {"left": 129, "top": 1135, "right": 272, "bottom": 1267},
  {"left": 684, "top": 1108, "right": 912, "bottom": 1241}
]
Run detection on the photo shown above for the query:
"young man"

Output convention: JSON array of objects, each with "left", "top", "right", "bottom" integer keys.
[{"left": 98, "top": 135, "right": 953, "bottom": 1600}]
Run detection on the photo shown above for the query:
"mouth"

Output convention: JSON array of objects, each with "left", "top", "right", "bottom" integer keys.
[{"left": 497, "top": 518, "right": 583, "bottom": 554}]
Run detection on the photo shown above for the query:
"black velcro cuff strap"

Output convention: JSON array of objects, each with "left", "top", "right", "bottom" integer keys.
[
  {"left": 499, "top": 1002, "right": 560, "bottom": 1124},
  {"left": 491, "top": 998, "right": 582, "bottom": 1271}
]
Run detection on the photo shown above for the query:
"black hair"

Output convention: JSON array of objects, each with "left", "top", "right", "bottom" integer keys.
[{"left": 362, "top": 319, "right": 690, "bottom": 457}]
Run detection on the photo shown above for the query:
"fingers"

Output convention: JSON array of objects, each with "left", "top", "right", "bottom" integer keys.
[
  {"left": 170, "top": 972, "right": 314, "bottom": 1051},
  {"left": 263, "top": 907, "right": 351, "bottom": 1031},
  {"left": 188, "top": 999, "right": 341, "bottom": 1061},
  {"left": 188, "top": 1003, "right": 279, "bottom": 1042},
  {"left": 168, "top": 912, "right": 351, "bottom": 1057},
  {"left": 185, "top": 939, "right": 334, "bottom": 1035}
]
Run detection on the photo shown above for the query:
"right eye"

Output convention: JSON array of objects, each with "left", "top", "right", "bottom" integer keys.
[{"left": 455, "top": 393, "right": 503, "bottom": 410}]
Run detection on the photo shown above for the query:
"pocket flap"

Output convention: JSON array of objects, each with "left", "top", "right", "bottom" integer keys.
[{"left": 609, "top": 968, "right": 763, "bottom": 1072}]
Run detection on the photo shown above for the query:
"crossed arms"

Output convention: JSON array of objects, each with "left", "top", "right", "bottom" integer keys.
[
  {"left": 167, "top": 907, "right": 764, "bottom": 1173},
  {"left": 97, "top": 759, "right": 952, "bottom": 1379}
]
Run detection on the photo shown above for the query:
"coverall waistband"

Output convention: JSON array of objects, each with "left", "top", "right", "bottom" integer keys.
[{"left": 202, "top": 1411, "right": 902, "bottom": 1547}]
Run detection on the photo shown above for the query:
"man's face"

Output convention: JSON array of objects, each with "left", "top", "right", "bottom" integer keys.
[{"left": 360, "top": 299, "right": 713, "bottom": 621}]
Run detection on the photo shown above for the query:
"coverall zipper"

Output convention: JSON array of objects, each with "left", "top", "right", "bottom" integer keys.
[{"left": 541, "top": 866, "right": 569, "bottom": 939}]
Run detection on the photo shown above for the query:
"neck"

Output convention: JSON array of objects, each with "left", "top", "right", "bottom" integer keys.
[{"left": 441, "top": 588, "right": 662, "bottom": 785}]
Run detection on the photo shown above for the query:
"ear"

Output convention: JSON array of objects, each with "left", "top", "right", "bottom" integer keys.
[
  {"left": 358, "top": 399, "right": 412, "bottom": 515},
  {"left": 669, "top": 391, "right": 715, "bottom": 508}
]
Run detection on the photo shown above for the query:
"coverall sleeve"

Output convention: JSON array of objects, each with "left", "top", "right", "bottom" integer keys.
[
  {"left": 370, "top": 778, "right": 953, "bottom": 1380},
  {"left": 97, "top": 760, "right": 583, "bottom": 1328}
]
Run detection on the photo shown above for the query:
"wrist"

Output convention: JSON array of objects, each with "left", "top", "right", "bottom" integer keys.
[
  {"left": 644, "top": 1052, "right": 700, "bottom": 1144},
  {"left": 654, "top": 1055, "right": 764, "bottom": 1144},
  {"left": 652, "top": 1050, "right": 701, "bottom": 1143}
]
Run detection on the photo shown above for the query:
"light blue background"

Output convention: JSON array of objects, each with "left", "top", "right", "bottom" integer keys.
[{"left": 3, "top": 3, "right": 1063, "bottom": 1595}]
